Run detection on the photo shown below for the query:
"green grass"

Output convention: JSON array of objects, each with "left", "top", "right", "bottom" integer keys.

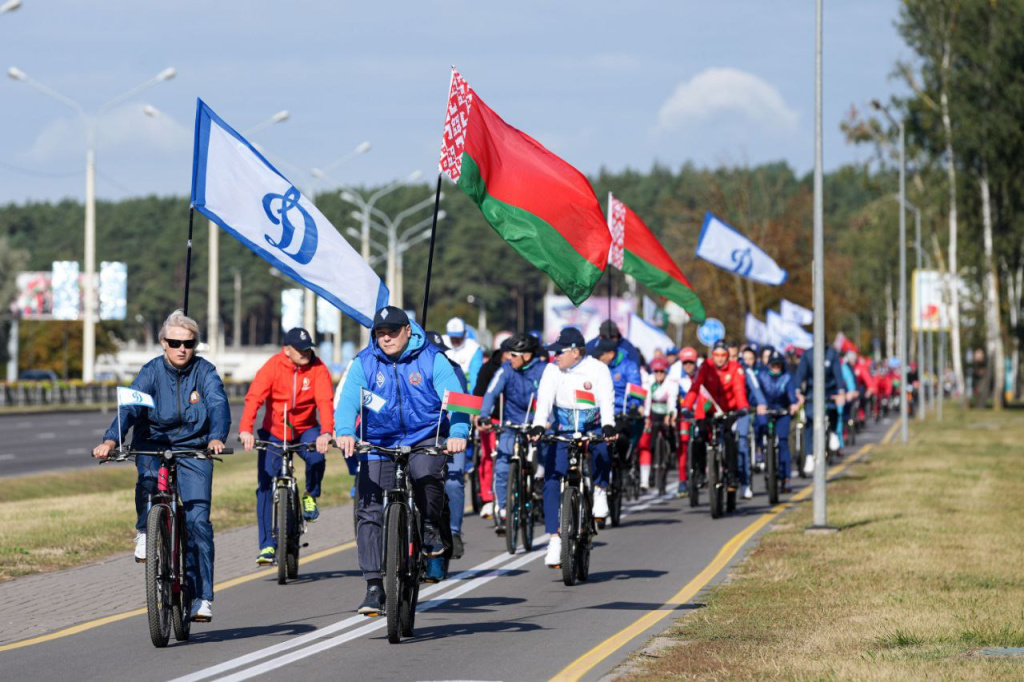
[
  {"left": 0, "top": 450, "right": 353, "bottom": 581},
  {"left": 623, "top": 406, "right": 1024, "bottom": 680}
]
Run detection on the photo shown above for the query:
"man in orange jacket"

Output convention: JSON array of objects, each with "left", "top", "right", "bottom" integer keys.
[
  {"left": 240, "top": 327, "right": 334, "bottom": 565},
  {"left": 680, "top": 340, "right": 752, "bottom": 496}
]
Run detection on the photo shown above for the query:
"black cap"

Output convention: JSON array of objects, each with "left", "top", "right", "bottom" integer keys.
[
  {"left": 712, "top": 339, "right": 729, "bottom": 353},
  {"left": 599, "top": 320, "right": 620, "bottom": 338},
  {"left": 425, "top": 330, "right": 450, "bottom": 351},
  {"left": 372, "top": 306, "right": 410, "bottom": 330},
  {"left": 547, "top": 327, "right": 586, "bottom": 354},
  {"left": 591, "top": 337, "right": 618, "bottom": 357},
  {"left": 283, "top": 327, "right": 314, "bottom": 351}
]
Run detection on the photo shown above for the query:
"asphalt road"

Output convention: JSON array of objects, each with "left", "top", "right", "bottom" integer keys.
[
  {"left": 0, "top": 405, "right": 248, "bottom": 478},
  {"left": 0, "top": 419, "right": 891, "bottom": 682}
]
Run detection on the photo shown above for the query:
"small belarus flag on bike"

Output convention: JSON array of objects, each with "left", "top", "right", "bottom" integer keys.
[
  {"left": 575, "top": 390, "right": 597, "bottom": 407},
  {"left": 117, "top": 386, "right": 155, "bottom": 408},
  {"left": 626, "top": 383, "right": 648, "bottom": 401},
  {"left": 442, "top": 389, "right": 484, "bottom": 415}
]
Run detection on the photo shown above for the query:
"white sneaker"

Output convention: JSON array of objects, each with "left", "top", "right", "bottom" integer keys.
[
  {"left": 741, "top": 485, "right": 753, "bottom": 500},
  {"left": 545, "top": 535, "right": 562, "bottom": 567},
  {"left": 480, "top": 502, "right": 494, "bottom": 519},
  {"left": 190, "top": 599, "right": 212, "bottom": 622},
  {"left": 134, "top": 532, "right": 147, "bottom": 563},
  {"left": 592, "top": 487, "right": 610, "bottom": 519},
  {"left": 640, "top": 464, "right": 651, "bottom": 490},
  {"left": 828, "top": 432, "right": 841, "bottom": 453},
  {"left": 803, "top": 455, "right": 815, "bottom": 475}
]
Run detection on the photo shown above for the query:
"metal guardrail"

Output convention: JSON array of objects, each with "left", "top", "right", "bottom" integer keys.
[{"left": 0, "top": 381, "right": 250, "bottom": 408}]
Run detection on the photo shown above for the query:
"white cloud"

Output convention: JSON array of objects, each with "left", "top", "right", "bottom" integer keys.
[
  {"left": 21, "top": 104, "right": 191, "bottom": 164},
  {"left": 656, "top": 67, "right": 799, "bottom": 135}
]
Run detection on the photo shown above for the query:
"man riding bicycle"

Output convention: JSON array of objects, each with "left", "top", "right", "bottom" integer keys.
[
  {"left": 673, "top": 347, "right": 702, "bottom": 496},
  {"left": 92, "top": 310, "right": 229, "bottom": 623},
  {"left": 335, "top": 306, "right": 469, "bottom": 616},
  {"left": 239, "top": 327, "right": 334, "bottom": 566},
  {"left": 757, "top": 351, "right": 800, "bottom": 492},
  {"left": 680, "top": 340, "right": 753, "bottom": 498},
  {"left": 594, "top": 337, "right": 644, "bottom": 504},
  {"left": 637, "top": 356, "right": 678, "bottom": 491},
  {"left": 530, "top": 327, "right": 617, "bottom": 568},
  {"left": 794, "top": 344, "right": 846, "bottom": 474},
  {"left": 477, "top": 333, "right": 545, "bottom": 534}
]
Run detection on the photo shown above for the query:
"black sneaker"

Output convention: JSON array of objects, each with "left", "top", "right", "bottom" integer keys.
[
  {"left": 451, "top": 532, "right": 465, "bottom": 560},
  {"left": 422, "top": 522, "right": 446, "bottom": 558},
  {"left": 357, "top": 585, "right": 385, "bottom": 616}
]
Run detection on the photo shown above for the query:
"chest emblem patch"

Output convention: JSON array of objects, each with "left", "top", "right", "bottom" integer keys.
[
  {"left": 725, "top": 374, "right": 732, "bottom": 382},
  {"left": 409, "top": 372, "right": 423, "bottom": 386},
  {"left": 376, "top": 371, "right": 385, "bottom": 388},
  {"left": 583, "top": 381, "right": 593, "bottom": 390},
  {"left": 189, "top": 390, "right": 200, "bottom": 404},
  {"left": 302, "top": 376, "right": 311, "bottom": 391},
  {"left": 614, "top": 373, "right": 621, "bottom": 381}
]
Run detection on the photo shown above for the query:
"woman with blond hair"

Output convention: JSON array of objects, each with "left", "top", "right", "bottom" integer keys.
[{"left": 93, "top": 310, "right": 230, "bottom": 623}]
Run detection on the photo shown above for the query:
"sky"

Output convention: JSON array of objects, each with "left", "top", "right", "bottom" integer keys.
[{"left": 0, "top": 1, "right": 912, "bottom": 206}]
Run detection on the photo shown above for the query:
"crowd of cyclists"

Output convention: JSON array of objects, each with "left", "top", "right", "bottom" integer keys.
[{"left": 91, "top": 306, "right": 914, "bottom": 632}]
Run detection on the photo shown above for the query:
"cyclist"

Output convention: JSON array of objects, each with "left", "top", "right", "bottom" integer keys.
[
  {"left": 674, "top": 347, "right": 702, "bottom": 496},
  {"left": 473, "top": 336, "right": 513, "bottom": 520},
  {"left": 530, "top": 327, "right": 616, "bottom": 568},
  {"left": 444, "top": 317, "right": 484, "bottom": 391},
  {"left": 335, "top": 306, "right": 469, "bottom": 616},
  {"left": 637, "top": 356, "right": 678, "bottom": 491},
  {"left": 594, "top": 337, "right": 644, "bottom": 505},
  {"left": 585, "top": 319, "right": 642, "bottom": 366},
  {"left": 794, "top": 344, "right": 846, "bottom": 474},
  {"left": 477, "top": 333, "right": 545, "bottom": 533},
  {"left": 239, "top": 327, "right": 334, "bottom": 566},
  {"left": 738, "top": 345, "right": 768, "bottom": 498},
  {"left": 837, "top": 350, "right": 860, "bottom": 451},
  {"left": 426, "top": 330, "right": 469, "bottom": 559},
  {"left": 680, "top": 340, "right": 751, "bottom": 498},
  {"left": 92, "top": 310, "right": 229, "bottom": 623},
  {"left": 757, "top": 351, "right": 800, "bottom": 493}
]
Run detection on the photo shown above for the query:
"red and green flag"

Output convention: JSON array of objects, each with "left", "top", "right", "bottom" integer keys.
[
  {"left": 438, "top": 68, "right": 611, "bottom": 305},
  {"left": 575, "top": 390, "right": 597, "bottom": 407},
  {"left": 626, "top": 383, "right": 648, "bottom": 401},
  {"left": 442, "top": 389, "right": 484, "bottom": 416},
  {"left": 607, "top": 194, "right": 706, "bottom": 322}
]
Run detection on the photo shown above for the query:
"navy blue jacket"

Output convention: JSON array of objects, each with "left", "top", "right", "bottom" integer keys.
[
  {"left": 104, "top": 355, "right": 231, "bottom": 449},
  {"left": 585, "top": 336, "right": 642, "bottom": 366},
  {"left": 795, "top": 346, "right": 845, "bottom": 403},
  {"left": 480, "top": 357, "right": 547, "bottom": 424},
  {"left": 756, "top": 367, "right": 798, "bottom": 410},
  {"left": 606, "top": 349, "right": 643, "bottom": 413}
]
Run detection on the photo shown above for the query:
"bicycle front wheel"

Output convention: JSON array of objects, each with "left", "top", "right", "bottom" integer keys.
[
  {"left": 276, "top": 488, "right": 293, "bottom": 585},
  {"left": 146, "top": 505, "right": 172, "bottom": 648},
  {"left": 522, "top": 469, "right": 536, "bottom": 552},
  {"left": 609, "top": 458, "right": 622, "bottom": 528},
  {"left": 560, "top": 487, "right": 580, "bottom": 586},
  {"left": 384, "top": 504, "right": 407, "bottom": 644},
  {"left": 171, "top": 508, "right": 191, "bottom": 642},
  {"left": 506, "top": 459, "right": 521, "bottom": 555},
  {"left": 766, "top": 435, "right": 779, "bottom": 505},
  {"left": 656, "top": 434, "right": 670, "bottom": 496},
  {"left": 709, "top": 444, "right": 724, "bottom": 519}
]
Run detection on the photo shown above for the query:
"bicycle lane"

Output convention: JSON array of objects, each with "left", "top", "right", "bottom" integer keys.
[{"left": 0, "top": 419, "right": 895, "bottom": 681}]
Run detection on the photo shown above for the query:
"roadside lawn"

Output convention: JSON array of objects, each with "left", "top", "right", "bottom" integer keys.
[
  {"left": 0, "top": 450, "right": 354, "bottom": 581},
  {"left": 623, "top": 406, "right": 1024, "bottom": 680}
]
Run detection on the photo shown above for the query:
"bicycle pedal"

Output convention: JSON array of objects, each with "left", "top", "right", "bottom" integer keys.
[{"left": 301, "top": 542, "right": 309, "bottom": 548}]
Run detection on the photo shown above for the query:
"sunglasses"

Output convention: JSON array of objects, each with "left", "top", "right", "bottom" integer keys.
[
  {"left": 682, "top": 360, "right": 696, "bottom": 365},
  {"left": 165, "top": 338, "right": 197, "bottom": 349},
  {"left": 374, "top": 326, "right": 403, "bottom": 338},
  {"left": 508, "top": 351, "right": 526, "bottom": 358},
  {"left": 712, "top": 352, "right": 728, "bottom": 358}
]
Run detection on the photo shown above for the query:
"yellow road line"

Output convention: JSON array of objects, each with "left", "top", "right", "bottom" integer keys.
[
  {"left": 551, "top": 436, "right": 879, "bottom": 682},
  {"left": 0, "top": 540, "right": 356, "bottom": 653}
]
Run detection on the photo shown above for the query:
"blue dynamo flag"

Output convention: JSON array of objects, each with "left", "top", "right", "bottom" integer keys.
[
  {"left": 190, "top": 99, "right": 388, "bottom": 328},
  {"left": 695, "top": 212, "right": 788, "bottom": 286}
]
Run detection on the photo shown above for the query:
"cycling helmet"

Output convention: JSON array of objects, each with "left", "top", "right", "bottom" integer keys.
[
  {"left": 680, "top": 347, "right": 699, "bottom": 362},
  {"left": 507, "top": 332, "right": 539, "bottom": 354},
  {"left": 649, "top": 357, "right": 669, "bottom": 372}
]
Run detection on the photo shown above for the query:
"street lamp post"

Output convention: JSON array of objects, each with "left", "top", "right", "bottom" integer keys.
[
  {"left": 9, "top": 65, "right": 176, "bottom": 381},
  {"left": 893, "top": 195, "right": 926, "bottom": 418},
  {"left": 873, "top": 98, "right": 909, "bottom": 443}
]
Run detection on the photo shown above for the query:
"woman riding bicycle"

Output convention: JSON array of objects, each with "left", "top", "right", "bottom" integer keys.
[
  {"left": 92, "top": 310, "right": 230, "bottom": 623},
  {"left": 637, "top": 356, "right": 678, "bottom": 491}
]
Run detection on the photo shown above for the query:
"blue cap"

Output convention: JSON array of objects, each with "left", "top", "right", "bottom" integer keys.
[
  {"left": 547, "top": 327, "right": 586, "bottom": 354},
  {"left": 283, "top": 327, "right": 314, "bottom": 351}
]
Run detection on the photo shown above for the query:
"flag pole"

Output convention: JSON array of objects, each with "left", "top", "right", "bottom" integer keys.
[
  {"left": 183, "top": 206, "right": 195, "bottom": 315},
  {"left": 606, "top": 192, "right": 614, "bottom": 323},
  {"left": 435, "top": 389, "right": 448, "bottom": 446},
  {"left": 420, "top": 172, "right": 444, "bottom": 328}
]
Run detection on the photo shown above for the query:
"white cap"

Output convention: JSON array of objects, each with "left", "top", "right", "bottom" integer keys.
[{"left": 446, "top": 317, "right": 467, "bottom": 337}]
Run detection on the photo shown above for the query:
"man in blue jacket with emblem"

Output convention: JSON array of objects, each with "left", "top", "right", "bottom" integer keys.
[{"left": 335, "top": 306, "right": 469, "bottom": 616}]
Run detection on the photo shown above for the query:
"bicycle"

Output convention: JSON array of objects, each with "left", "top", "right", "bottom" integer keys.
[
  {"left": 609, "top": 411, "right": 641, "bottom": 528},
  {"left": 682, "top": 418, "right": 705, "bottom": 508},
  {"left": 705, "top": 409, "right": 747, "bottom": 519},
  {"left": 99, "top": 445, "right": 232, "bottom": 648},
  {"left": 793, "top": 407, "right": 807, "bottom": 478},
  {"left": 761, "top": 409, "right": 789, "bottom": 504},
  {"left": 251, "top": 438, "right": 321, "bottom": 585},
  {"left": 494, "top": 423, "right": 539, "bottom": 555},
  {"left": 648, "top": 415, "right": 676, "bottom": 497},
  {"left": 354, "top": 441, "right": 451, "bottom": 644},
  {"left": 541, "top": 431, "right": 611, "bottom": 586}
]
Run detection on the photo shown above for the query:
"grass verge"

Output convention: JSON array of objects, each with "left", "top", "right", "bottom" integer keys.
[
  {"left": 0, "top": 450, "right": 353, "bottom": 581},
  {"left": 623, "top": 407, "right": 1024, "bottom": 680}
]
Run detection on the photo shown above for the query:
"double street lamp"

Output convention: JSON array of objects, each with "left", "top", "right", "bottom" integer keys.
[
  {"left": 872, "top": 98, "right": 909, "bottom": 444},
  {"left": 8, "top": 65, "right": 176, "bottom": 381}
]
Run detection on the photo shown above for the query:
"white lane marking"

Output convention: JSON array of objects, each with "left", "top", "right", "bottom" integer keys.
[
  {"left": 65, "top": 448, "right": 83, "bottom": 455},
  {"left": 215, "top": 549, "right": 550, "bottom": 682},
  {"left": 0, "top": 454, "right": 16, "bottom": 461},
  {"left": 37, "top": 433, "right": 56, "bottom": 440},
  {"left": 178, "top": 492, "right": 668, "bottom": 682},
  {"left": 169, "top": 551, "right": 525, "bottom": 682},
  {"left": 66, "top": 419, "right": 84, "bottom": 426}
]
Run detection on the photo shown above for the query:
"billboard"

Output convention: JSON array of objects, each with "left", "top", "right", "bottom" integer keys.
[
  {"left": 12, "top": 263, "right": 127, "bottom": 321},
  {"left": 543, "top": 295, "right": 632, "bottom": 342},
  {"left": 98, "top": 262, "right": 127, "bottom": 321},
  {"left": 14, "top": 271, "right": 53, "bottom": 318},
  {"left": 913, "top": 269, "right": 952, "bottom": 332}
]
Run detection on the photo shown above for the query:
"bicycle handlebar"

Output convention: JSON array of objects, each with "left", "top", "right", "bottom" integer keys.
[
  {"left": 98, "top": 446, "right": 234, "bottom": 463},
  {"left": 249, "top": 439, "right": 322, "bottom": 452},
  {"left": 540, "top": 432, "right": 614, "bottom": 445},
  {"left": 353, "top": 442, "right": 448, "bottom": 458}
]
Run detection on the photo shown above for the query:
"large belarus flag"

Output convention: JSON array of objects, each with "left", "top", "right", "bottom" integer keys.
[
  {"left": 438, "top": 68, "right": 610, "bottom": 305},
  {"left": 607, "top": 194, "right": 706, "bottom": 323}
]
